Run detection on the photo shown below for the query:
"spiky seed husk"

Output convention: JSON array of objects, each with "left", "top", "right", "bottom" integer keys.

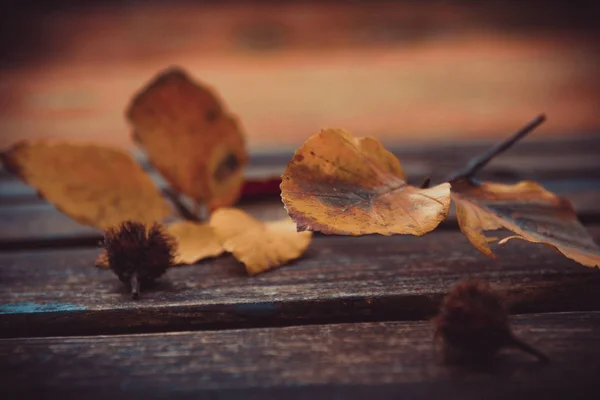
[
  {"left": 102, "top": 221, "right": 175, "bottom": 299},
  {"left": 433, "top": 279, "right": 548, "bottom": 364}
]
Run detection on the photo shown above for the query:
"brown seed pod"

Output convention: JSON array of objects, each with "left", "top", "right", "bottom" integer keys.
[
  {"left": 432, "top": 279, "right": 548, "bottom": 364},
  {"left": 102, "top": 221, "right": 175, "bottom": 299}
]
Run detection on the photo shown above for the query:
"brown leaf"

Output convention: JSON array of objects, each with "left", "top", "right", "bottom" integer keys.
[
  {"left": 166, "top": 221, "right": 224, "bottom": 264},
  {"left": 95, "top": 250, "right": 109, "bottom": 269},
  {"left": 209, "top": 208, "right": 312, "bottom": 275},
  {"left": 96, "top": 221, "right": 223, "bottom": 267},
  {"left": 452, "top": 179, "right": 600, "bottom": 268},
  {"left": 1, "top": 140, "right": 172, "bottom": 228},
  {"left": 280, "top": 128, "right": 451, "bottom": 236},
  {"left": 127, "top": 67, "right": 248, "bottom": 210}
]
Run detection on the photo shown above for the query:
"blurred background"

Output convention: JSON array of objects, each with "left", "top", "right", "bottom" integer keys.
[{"left": 1, "top": 0, "right": 599, "bottom": 152}]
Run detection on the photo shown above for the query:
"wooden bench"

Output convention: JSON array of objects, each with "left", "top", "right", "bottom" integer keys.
[{"left": 1, "top": 135, "right": 600, "bottom": 398}]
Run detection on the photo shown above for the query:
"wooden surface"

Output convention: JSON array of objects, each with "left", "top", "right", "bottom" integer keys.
[
  {"left": 1, "top": 133, "right": 600, "bottom": 397},
  {"left": 1, "top": 227, "right": 599, "bottom": 338},
  {"left": 2, "top": 312, "right": 600, "bottom": 399},
  {"left": 2, "top": 135, "right": 600, "bottom": 245},
  {"left": 2, "top": 1, "right": 600, "bottom": 394}
]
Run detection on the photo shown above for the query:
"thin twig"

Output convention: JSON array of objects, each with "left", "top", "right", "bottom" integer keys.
[
  {"left": 163, "top": 189, "right": 201, "bottom": 222},
  {"left": 130, "top": 272, "right": 140, "bottom": 300},
  {"left": 509, "top": 335, "right": 550, "bottom": 363},
  {"left": 447, "top": 114, "right": 546, "bottom": 183},
  {"left": 192, "top": 200, "right": 209, "bottom": 220},
  {"left": 193, "top": 201, "right": 200, "bottom": 218},
  {"left": 138, "top": 156, "right": 202, "bottom": 221},
  {"left": 420, "top": 176, "right": 431, "bottom": 189}
]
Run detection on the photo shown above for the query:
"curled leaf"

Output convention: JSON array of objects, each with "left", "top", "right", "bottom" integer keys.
[
  {"left": 127, "top": 67, "right": 248, "bottom": 209},
  {"left": 166, "top": 221, "right": 224, "bottom": 264},
  {"left": 452, "top": 179, "right": 600, "bottom": 268},
  {"left": 1, "top": 140, "right": 172, "bottom": 228},
  {"left": 281, "top": 128, "right": 451, "bottom": 236},
  {"left": 209, "top": 208, "right": 312, "bottom": 275}
]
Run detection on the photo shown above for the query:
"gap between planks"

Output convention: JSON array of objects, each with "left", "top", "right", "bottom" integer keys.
[
  {"left": 0, "top": 181, "right": 599, "bottom": 250},
  {"left": 2, "top": 134, "right": 600, "bottom": 204},
  {"left": 1, "top": 226, "right": 599, "bottom": 338}
]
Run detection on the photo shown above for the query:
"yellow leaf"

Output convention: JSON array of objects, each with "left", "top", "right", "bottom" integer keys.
[
  {"left": 454, "top": 195, "right": 503, "bottom": 257},
  {"left": 280, "top": 128, "right": 451, "bottom": 236},
  {"left": 209, "top": 208, "right": 312, "bottom": 275},
  {"left": 166, "top": 221, "right": 224, "bottom": 264},
  {"left": 1, "top": 140, "right": 172, "bottom": 228},
  {"left": 127, "top": 67, "right": 248, "bottom": 210},
  {"left": 452, "top": 179, "right": 600, "bottom": 268}
]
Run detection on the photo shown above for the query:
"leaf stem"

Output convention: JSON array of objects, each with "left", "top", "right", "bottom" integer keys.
[
  {"left": 447, "top": 114, "right": 546, "bottom": 182},
  {"left": 163, "top": 189, "right": 201, "bottom": 222},
  {"left": 509, "top": 334, "right": 549, "bottom": 363},
  {"left": 130, "top": 272, "right": 140, "bottom": 300},
  {"left": 140, "top": 158, "right": 202, "bottom": 222},
  {"left": 193, "top": 201, "right": 201, "bottom": 218}
]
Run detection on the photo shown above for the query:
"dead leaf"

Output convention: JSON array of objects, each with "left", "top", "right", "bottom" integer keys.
[
  {"left": 127, "top": 67, "right": 248, "bottom": 210},
  {"left": 1, "top": 140, "right": 172, "bottom": 228},
  {"left": 280, "top": 128, "right": 451, "bottom": 236},
  {"left": 166, "top": 221, "right": 224, "bottom": 264},
  {"left": 95, "top": 221, "right": 222, "bottom": 267},
  {"left": 209, "top": 208, "right": 312, "bottom": 275},
  {"left": 452, "top": 179, "right": 600, "bottom": 268},
  {"left": 95, "top": 250, "right": 109, "bottom": 268}
]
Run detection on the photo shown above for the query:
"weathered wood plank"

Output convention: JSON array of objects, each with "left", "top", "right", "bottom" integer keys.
[
  {"left": 1, "top": 227, "right": 599, "bottom": 337},
  {"left": 0, "top": 198, "right": 291, "bottom": 248},
  {"left": 1, "top": 182, "right": 598, "bottom": 247},
  {"left": 1, "top": 312, "right": 599, "bottom": 399},
  {"left": 2, "top": 135, "right": 600, "bottom": 203},
  {"left": 1, "top": 135, "right": 598, "bottom": 245}
]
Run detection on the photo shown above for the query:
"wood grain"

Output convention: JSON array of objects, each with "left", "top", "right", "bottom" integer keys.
[
  {"left": 2, "top": 4, "right": 599, "bottom": 393},
  {"left": 1, "top": 135, "right": 599, "bottom": 246},
  {"left": 1, "top": 184, "right": 598, "bottom": 248},
  {"left": 3, "top": 135, "right": 600, "bottom": 202},
  {"left": 0, "top": 198, "right": 291, "bottom": 248},
  {"left": 1, "top": 312, "right": 599, "bottom": 399},
  {"left": 1, "top": 226, "right": 599, "bottom": 338}
]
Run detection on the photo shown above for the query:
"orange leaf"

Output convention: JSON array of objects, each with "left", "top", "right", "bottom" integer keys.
[
  {"left": 1, "top": 140, "right": 172, "bottom": 228},
  {"left": 166, "top": 221, "right": 224, "bottom": 264},
  {"left": 209, "top": 208, "right": 312, "bottom": 275},
  {"left": 95, "top": 221, "right": 223, "bottom": 267},
  {"left": 452, "top": 179, "right": 600, "bottom": 268},
  {"left": 280, "top": 128, "right": 451, "bottom": 236},
  {"left": 127, "top": 67, "right": 248, "bottom": 209}
]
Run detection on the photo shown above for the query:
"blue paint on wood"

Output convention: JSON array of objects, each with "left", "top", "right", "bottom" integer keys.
[{"left": 0, "top": 302, "right": 86, "bottom": 314}]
